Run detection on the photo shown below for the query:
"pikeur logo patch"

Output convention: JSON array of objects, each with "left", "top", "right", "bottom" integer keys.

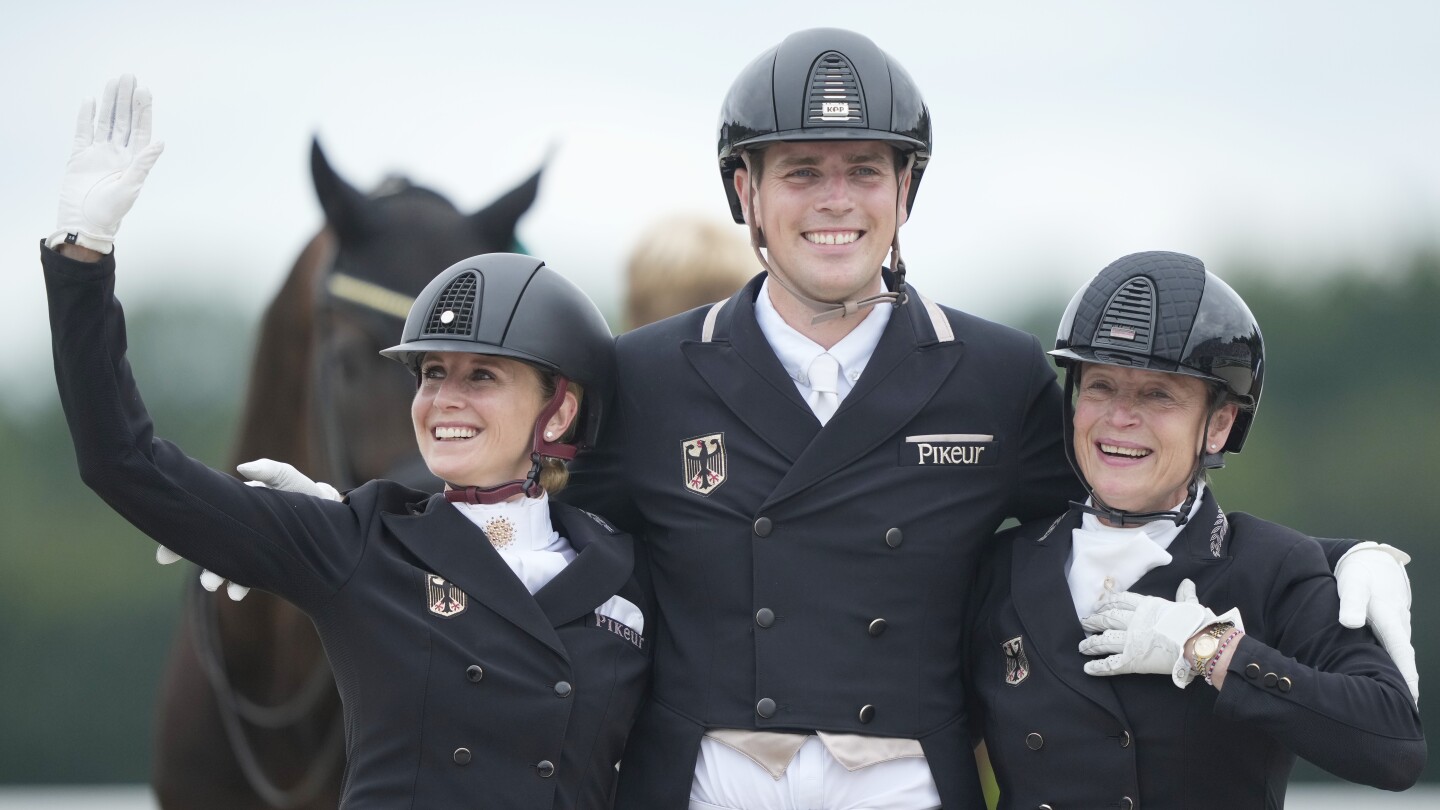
[
  {"left": 899, "top": 434, "right": 998, "bottom": 467},
  {"left": 683, "top": 433, "right": 727, "bottom": 495},
  {"left": 426, "top": 574, "right": 467, "bottom": 618}
]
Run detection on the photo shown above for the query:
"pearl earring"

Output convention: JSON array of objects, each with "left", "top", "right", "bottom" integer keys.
[{"left": 545, "top": 431, "right": 554, "bottom": 439}]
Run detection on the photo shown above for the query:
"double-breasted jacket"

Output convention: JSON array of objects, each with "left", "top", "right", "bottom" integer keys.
[
  {"left": 44, "top": 246, "right": 651, "bottom": 809},
  {"left": 968, "top": 489, "right": 1424, "bottom": 809},
  {"left": 564, "top": 272, "right": 1080, "bottom": 808}
]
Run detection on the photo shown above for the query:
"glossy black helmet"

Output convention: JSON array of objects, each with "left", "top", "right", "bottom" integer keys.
[
  {"left": 717, "top": 27, "right": 932, "bottom": 224},
  {"left": 1051, "top": 251, "right": 1264, "bottom": 453},
  {"left": 381, "top": 253, "right": 614, "bottom": 449}
]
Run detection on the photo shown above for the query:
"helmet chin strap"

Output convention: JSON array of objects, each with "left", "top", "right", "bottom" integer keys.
[
  {"left": 444, "top": 377, "right": 577, "bottom": 505},
  {"left": 1060, "top": 368, "right": 1220, "bottom": 529},
  {"left": 740, "top": 151, "right": 913, "bottom": 326}
]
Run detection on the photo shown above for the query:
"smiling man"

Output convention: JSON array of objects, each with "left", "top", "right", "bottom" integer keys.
[{"left": 563, "top": 28, "right": 1080, "bottom": 809}]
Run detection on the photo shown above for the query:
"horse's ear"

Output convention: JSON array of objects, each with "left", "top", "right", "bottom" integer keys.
[
  {"left": 470, "top": 160, "right": 545, "bottom": 247},
  {"left": 311, "top": 137, "right": 373, "bottom": 242}
]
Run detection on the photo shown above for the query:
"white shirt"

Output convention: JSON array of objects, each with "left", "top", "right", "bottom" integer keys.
[
  {"left": 1065, "top": 483, "right": 1207, "bottom": 620},
  {"left": 753, "top": 277, "right": 892, "bottom": 410},
  {"left": 451, "top": 492, "right": 643, "bottom": 634}
]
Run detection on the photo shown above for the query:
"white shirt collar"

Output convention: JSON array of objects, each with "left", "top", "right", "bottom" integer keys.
[
  {"left": 451, "top": 491, "right": 561, "bottom": 554},
  {"left": 753, "top": 277, "right": 892, "bottom": 399},
  {"left": 1065, "top": 483, "right": 1207, "bottom": 620}
]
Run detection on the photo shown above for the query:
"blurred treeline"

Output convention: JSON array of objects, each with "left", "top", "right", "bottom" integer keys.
[{"left": 0, "top": 251, "right": 1435, "bottom": 784}]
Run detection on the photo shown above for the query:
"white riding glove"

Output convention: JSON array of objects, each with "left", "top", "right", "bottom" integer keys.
[
  {"left": 1336, "top": 541, "right": 1418, "bottom": 705},
  {"left": 49, "top": 74, "right": 165, "bottom": 254},
  {"left": 156, "top": 459, "right": 341, "bottom": 601},
  {"left": 1079, "top": 579, "right": 1241, "bottom": 688}
]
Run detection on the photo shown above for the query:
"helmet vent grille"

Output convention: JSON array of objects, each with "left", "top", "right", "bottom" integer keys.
[
  {"left": 423, "top": 272, "right": 479, "bottom": 336},
  {"left": 1093, "top": 277, "right": 1156, "bottom": 353},
  {"left": 807, "top": 52, "right": 865, "bottom": 125}
]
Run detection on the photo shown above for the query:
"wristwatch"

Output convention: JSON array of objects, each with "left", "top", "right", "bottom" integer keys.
[{"left": 1191, "top": 622, "right": 1236, "bottom": 673}]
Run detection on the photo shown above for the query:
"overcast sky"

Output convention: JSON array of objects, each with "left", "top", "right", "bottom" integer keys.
[{"left": 5, "top": 1, "right": 1437, "bottom": 388}]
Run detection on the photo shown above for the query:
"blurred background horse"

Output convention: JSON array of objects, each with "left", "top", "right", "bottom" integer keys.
[{"left": 149, "top": 141, "right": 543, "bottom": 810}]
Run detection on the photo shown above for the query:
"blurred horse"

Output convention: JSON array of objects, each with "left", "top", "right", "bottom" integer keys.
[{"left": 150, "top": 140, "right": 543, "bottom": 809}]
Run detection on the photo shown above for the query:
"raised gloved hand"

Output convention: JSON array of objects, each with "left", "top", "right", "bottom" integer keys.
[
  {"left": 1336, "top": 541, "right": 1418, "bottom": 705},
  {"left": 1079, "top": 579, "right": 1237, "bottom": 688},
  {"left": 49, "top": 74, "right": 165, "bottom": 254},
  {"left": 156, "top": 459, "right": 341, "bottom": 601}
]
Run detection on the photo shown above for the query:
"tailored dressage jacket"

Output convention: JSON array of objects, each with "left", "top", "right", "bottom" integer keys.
[
  {"left": 968, "top": 489, "right": 1425, "bottom": 810},
  {"left": 44, "top": 245, "right": 650, "bottom": 810},
  {"left": 564, "top": 271, "right": 1081, "bottom": 809}
]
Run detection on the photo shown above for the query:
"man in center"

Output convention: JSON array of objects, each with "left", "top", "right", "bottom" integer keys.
[{"left": 564, "top": 28, "right": 1077, "bottom": 809}]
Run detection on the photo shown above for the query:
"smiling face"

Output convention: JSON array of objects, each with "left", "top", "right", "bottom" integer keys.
[
  {"left": 411, "top": 352, "right": 577, "bottom": 489},
  {"left": 734, "top": 140, "right": 909, "bottom": 307},
  {"left": 1072, "top": 364, "right": 1237, "bottom": 517}
]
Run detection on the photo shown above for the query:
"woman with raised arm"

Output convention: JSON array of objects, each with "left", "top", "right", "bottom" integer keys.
[{"left": 43, "top": 75, "right": 648, "bottom": 809}]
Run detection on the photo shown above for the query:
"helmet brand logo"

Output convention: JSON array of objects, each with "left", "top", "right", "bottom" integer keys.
[
  {"left": 440, "top": 310, "right": 456, "bottom": 324},
  {"left": 1108, "top": 326, "right": 1135, "bottom": 340},
  {"left": 822, "top": 102, "right": 850, "bottom": 118}
]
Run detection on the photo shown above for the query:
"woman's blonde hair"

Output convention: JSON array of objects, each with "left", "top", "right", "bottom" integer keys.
[{"left": 624, "top": 215, "right": 756, "bottom": 330}]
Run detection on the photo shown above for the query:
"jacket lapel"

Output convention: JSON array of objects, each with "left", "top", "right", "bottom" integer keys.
[
  {"left": 763, "top": 284, "right": 964, "bottom": 508},
  {"left": 1129, "top": 488, "right": 1234, "bottom": 602},
  {"left": 382, "top": 495, "right": 568, "bottom": 661},
  {"left": 1010, "top": 510, "right": 1129, "bottom": 720},
  {"left": 681, "top": 277, "right": 819, "bottom": 463},
  {"left": 532, "top": 504, "right": 635, "bottom": 629}
]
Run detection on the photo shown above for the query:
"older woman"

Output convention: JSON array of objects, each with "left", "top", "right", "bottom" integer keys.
[
  {"left": 43, "top": 76, "right": 647, "bottom": 809},
  {"left": 967, "top": 251, "right": 1424, "bottom": 808}
]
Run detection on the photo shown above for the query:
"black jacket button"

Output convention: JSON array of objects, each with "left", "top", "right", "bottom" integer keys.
[
  {"left": 858, "top": 704, "right": 875, "bottom": 723},
  {"left": 754, "top": 517, "right": 772, "bottom": 537},
  {"left": 756, "top": 698, "right": 776, "bottom": 718},
  {"left": 1278, "top": 676, "right": 1293, "bottom": 693},
  {"left": 536, "top": 760, "right": 555, "bottom": 778},
  {"left": 453, "top": 747, "right": 472, "bottom": 765},
  {"left": 1245, "top": 663, "right": 1261, "bottom": 679},
  {"left": 1026, "top": 732, "right": 1044, "bottom": 750},
  {"left": 868, "top": 618, "right": 887, "bottom": 636},
  {"left": 1119, "top": 730, "right": 1132, "bottom": 748},
  {"left": 1119, "top": 797, "right": 1134, "bottom": 810},
  {"left": 1263, "top": 672, "right": 1279, "bottom": 687},
  {"left": 755, "top": 608, "right": 775, "bottom": 628},
  {"left": 885, "top": 528, "right": 903, "bottom": 548},
  {"left": 554, "top": 681, "right": 572, "bottom": 697},
  {"left": 465, "top": 665, "right": 484, "bottom": 682}
]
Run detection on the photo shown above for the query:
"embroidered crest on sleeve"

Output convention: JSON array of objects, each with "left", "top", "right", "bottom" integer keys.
[
  {"left": 1003, "top": 636, "right": 1030, "bottom": 686},
  {"left": 426, "top": 574, "right": 467, "bottom": 617},
  {"left": 682, "top": 433, "right": 727, "bottom": 495}
]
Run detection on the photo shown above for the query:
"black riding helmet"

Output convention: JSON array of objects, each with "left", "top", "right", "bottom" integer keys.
[
  {"left": 1050, "top": 251, "right": 1265, "bottom": 525},
  {"left": 381, "top": 253, "right": 614, "bottom": 463},
  {"left": 717, "top": 27, "right": 933, "bottom": 224}
]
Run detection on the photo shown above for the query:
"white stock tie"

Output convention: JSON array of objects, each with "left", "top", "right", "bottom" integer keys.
[{"left": 807, "top": 353, "right": 841, "bottom": 425}]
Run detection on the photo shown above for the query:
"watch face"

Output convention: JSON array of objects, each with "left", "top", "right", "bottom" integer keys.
[{"left": 1195, "top": 635, "right": 1220, "bottom": 658}]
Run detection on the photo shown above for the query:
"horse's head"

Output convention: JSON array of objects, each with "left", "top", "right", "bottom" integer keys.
[{"left": 240, "top": 140, "right": 543, "bottom": 492}]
